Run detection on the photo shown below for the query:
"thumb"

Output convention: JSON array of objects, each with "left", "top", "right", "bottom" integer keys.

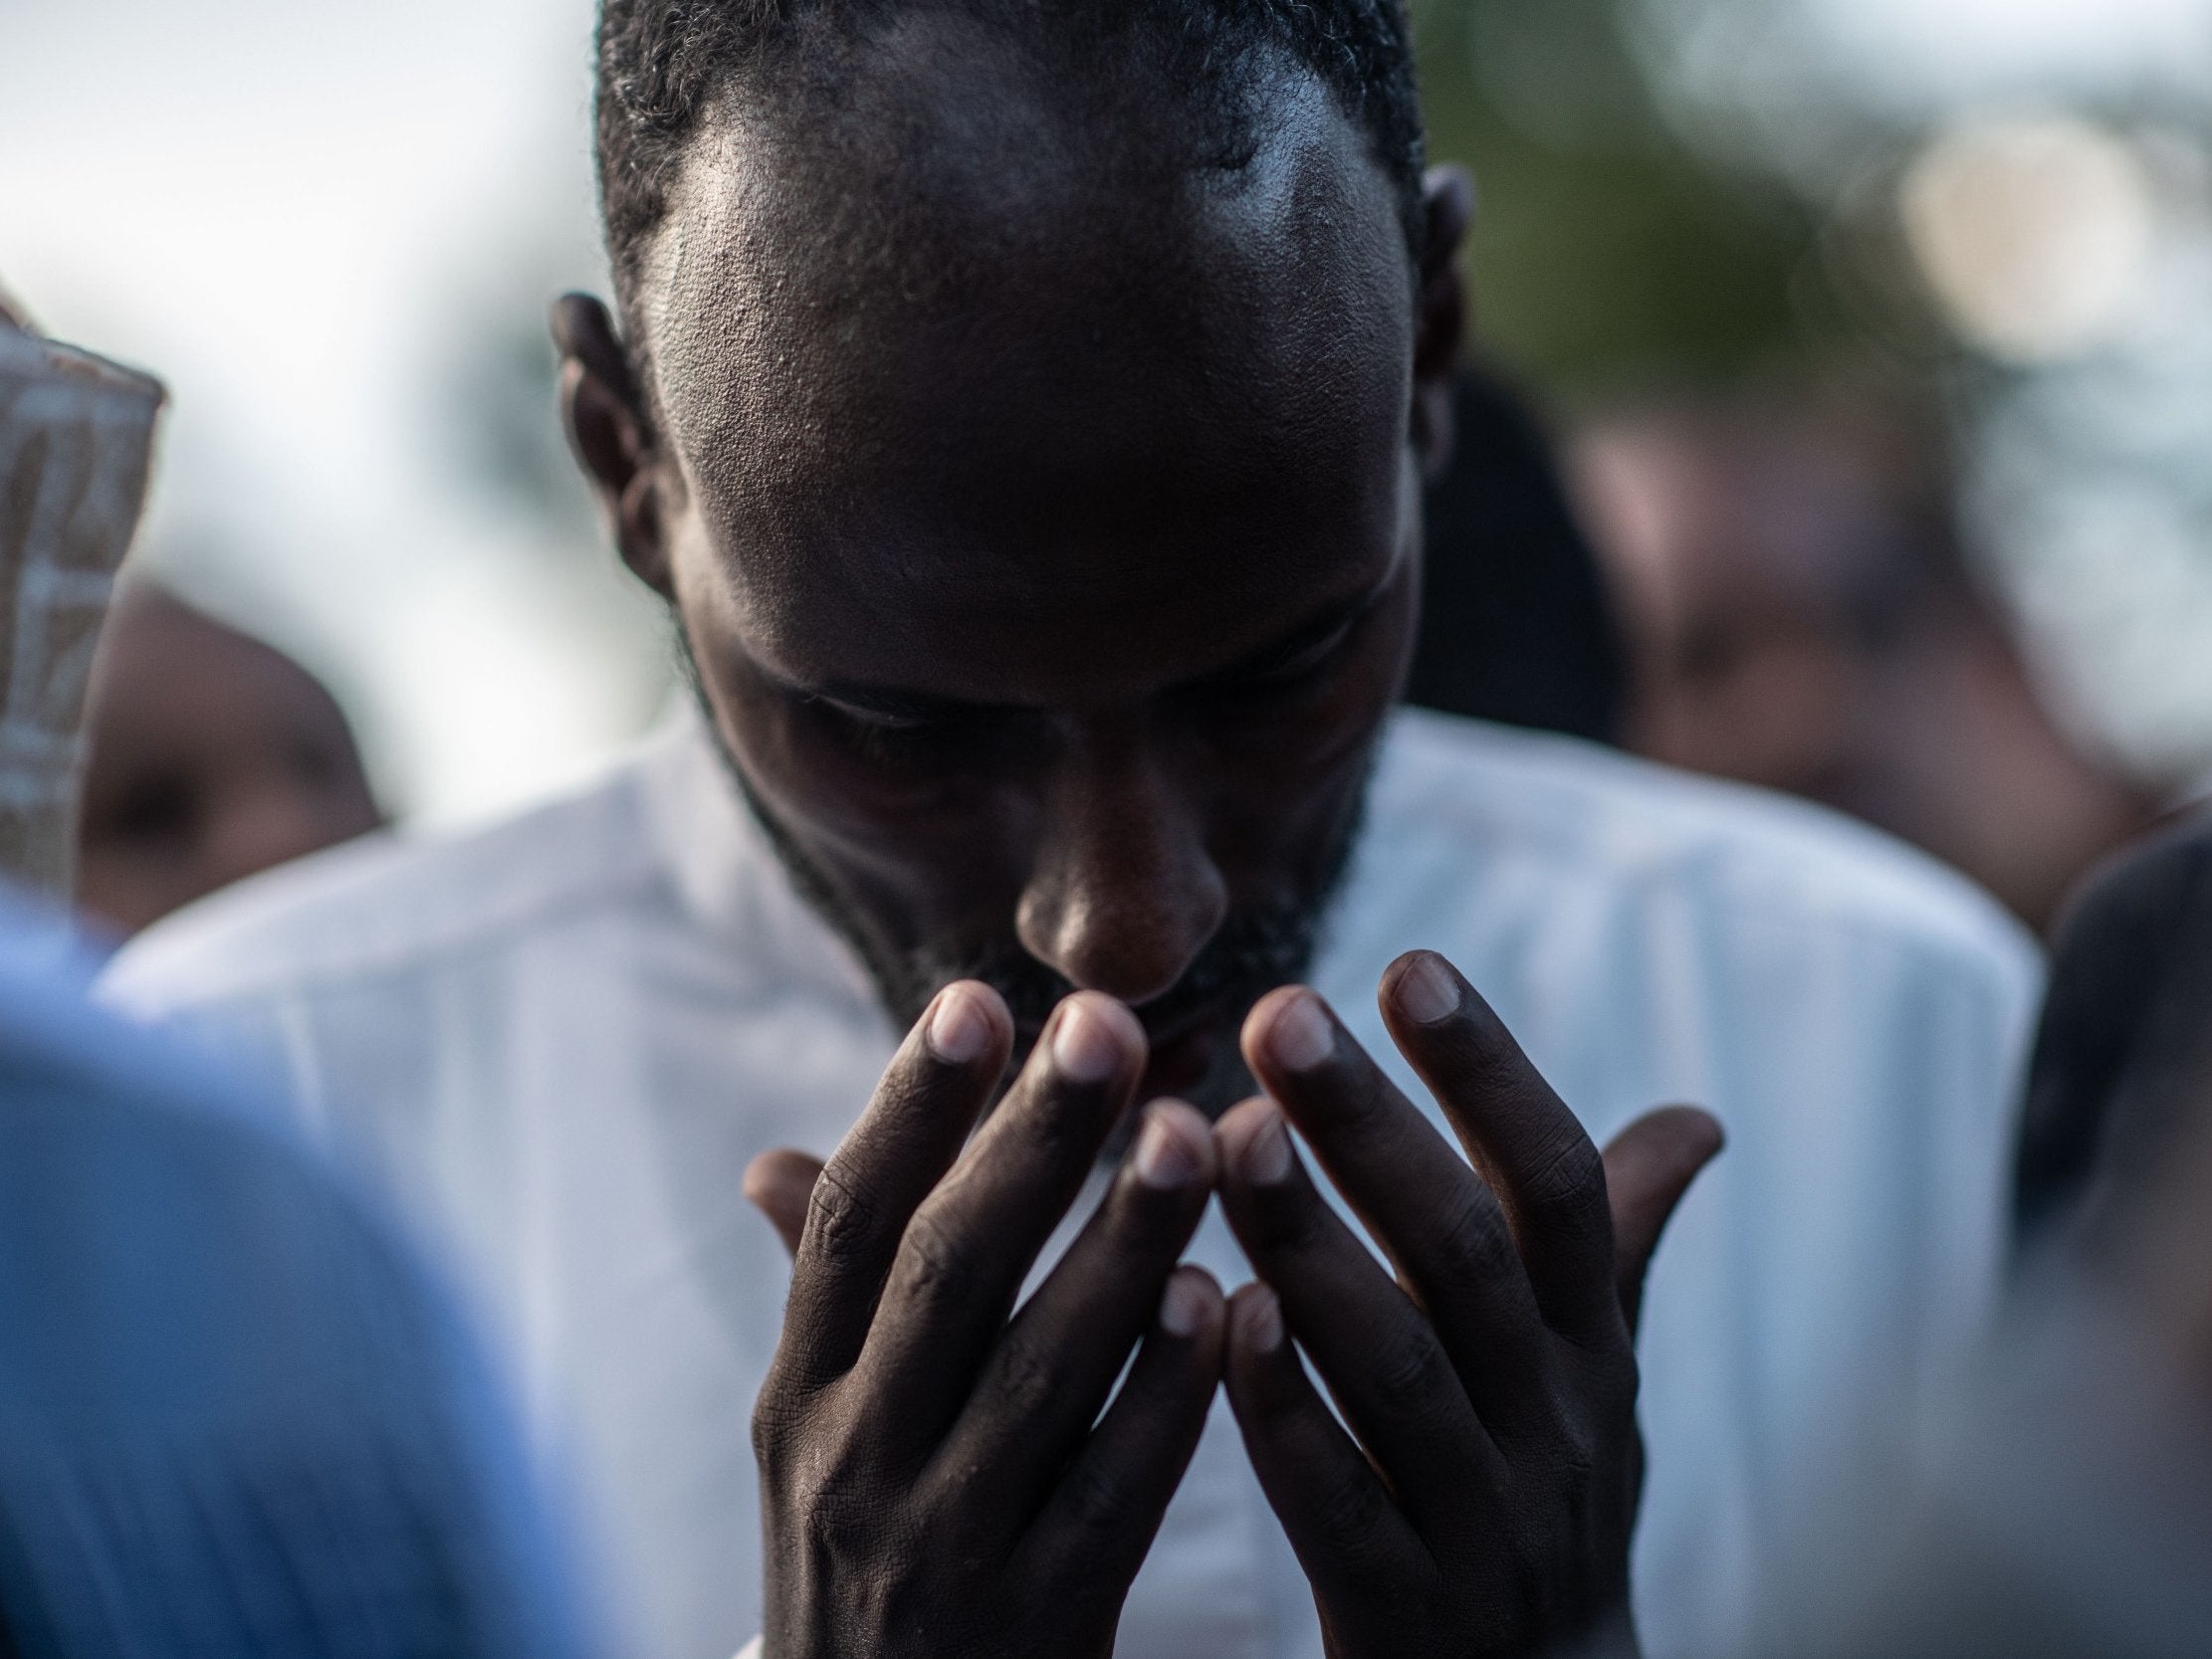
[
  {"left": 1603, "top": 1106, "right": 1724, "bottom": 1336},
  {"left": 743, "top": 1147, "right": 827, "bottom": 1262}
]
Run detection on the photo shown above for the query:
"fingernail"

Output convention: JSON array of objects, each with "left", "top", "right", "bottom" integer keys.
[
  {"left": 1236, "top": 1284, "right": 1283, "bottom": 1353},
  {"left": 1051, "top": 996, "right": 1126, "bottom": 1085},
  {"left": 1396, "top": 953, "right": 1461, "bottom": 1026},
  {"left": 927, "top": 985, "right": 993, "bottom": 1064},
  {"left": 1264, "top": 991, "right": 1334, "bottom": 1073},
  {"left": 1235, "top": 1106, "right": 1293, "bottom": 1186},
  {"left": 1134, "top": 1106, "right": 1204, "bottom": 1189},
  {"left": 1159, "top": 1270, "right": 1209, "bottom": 1338}
]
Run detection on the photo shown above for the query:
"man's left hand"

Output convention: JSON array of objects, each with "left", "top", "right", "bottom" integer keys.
[{"left": 1214, "top": 949, "right": 1722, "bottom": 1659}]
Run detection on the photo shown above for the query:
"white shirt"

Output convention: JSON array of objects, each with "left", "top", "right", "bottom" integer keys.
[{"left": 102, "top": 707, "right": 2042, "bottom": 1659}]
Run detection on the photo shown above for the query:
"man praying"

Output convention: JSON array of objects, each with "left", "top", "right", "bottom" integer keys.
[{"left": 105, "top": 3, "right": 2041, "bottom": 1655}]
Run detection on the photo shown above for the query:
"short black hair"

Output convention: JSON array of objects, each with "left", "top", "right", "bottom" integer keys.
[{"left": 593, "top": 0, "right": 1426, "bottom": 310}]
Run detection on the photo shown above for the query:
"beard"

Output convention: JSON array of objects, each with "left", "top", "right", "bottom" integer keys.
[{"left": 680, "top": 650, "right": 1369, "bottom": 1115}]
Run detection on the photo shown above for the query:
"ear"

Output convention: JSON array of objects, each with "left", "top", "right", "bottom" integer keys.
[
  {"left": 553, "top": 293, "right": 674, "bottom": 598},
  {"left": 1410, "top": 165, "right": 1473, "bottom": 483}
]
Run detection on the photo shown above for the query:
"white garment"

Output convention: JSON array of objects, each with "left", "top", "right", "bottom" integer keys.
[{"left": 102, "top": 708, "right": 2042, "bottom": 1659}]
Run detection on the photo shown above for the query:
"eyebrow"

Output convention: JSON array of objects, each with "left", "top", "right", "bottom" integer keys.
[{"left": 795, "top": 576, "right": 1391, "bottom": 723}]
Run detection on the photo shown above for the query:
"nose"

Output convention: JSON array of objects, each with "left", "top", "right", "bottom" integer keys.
[{"left": 1013, "top": 730, "right": 1228, "bottom": 1008}]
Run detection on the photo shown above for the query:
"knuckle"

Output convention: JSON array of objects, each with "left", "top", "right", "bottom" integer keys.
[
  {"left": 1369, "top": 1324, "right": 1457, "bottom": 1405},
  {"left": 1536, "top": 1354, "right": 1637, "bottom": 1479},
  {"left": 757, "top": 1414, "right": 887, "bottom": 1546},
  {"left": 1056, "top": 1457, "right": 1137, "bottom": 1540},
  {"left": 1310, "top": 1466, "right": 1396, "bottom": 1563},
  {"left": 1549, "top": 1412, "right": 1602, "bottom": 1482},
  {"left": 799, "top": 1444, "right": 883, "bottom": 1517},
  {"left": 1593, "top": 1345, "right": 1641, "bottom": 1411},
  {"left": 804, "top": 1162, "right": 883, "bottom": 1269},
  {"left": 892, "top": 1205, "right": 980, "bottom": 1313},
  {"left": 750, "top": 1389, "right": 802, "bottom": 1466},
  {"left": 1520, "top": 1133, "right": 1609, "bottom": 1226},
  {"left": 798, "top": 1477, "right": 887, "bottom": 1558},
  {"left": 1430, "top": 1197, "right": 1521, "bottom": 1295},
  {"left": 987, "top": 1330, "right": 1061, "bottom": 1421}
]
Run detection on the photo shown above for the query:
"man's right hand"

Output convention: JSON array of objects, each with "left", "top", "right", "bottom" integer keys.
[{"left": 746, "top": 982, "right": 1225, "bottom": 1659}]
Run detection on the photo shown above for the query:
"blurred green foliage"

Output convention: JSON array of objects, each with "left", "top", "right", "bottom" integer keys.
[{"left": 1414, "top": 0, "right": 1824, "bottom": 393}]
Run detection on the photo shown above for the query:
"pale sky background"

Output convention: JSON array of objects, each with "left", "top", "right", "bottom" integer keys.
[
  {"left": 1805, "top": 0, "right": 2212, "bottom": 105},
  {"left": 1, "top": 0, "right": 666, "bottom": 824},
  {"left": 7, "top": 0, "right": 2212, "bottom": 818}
]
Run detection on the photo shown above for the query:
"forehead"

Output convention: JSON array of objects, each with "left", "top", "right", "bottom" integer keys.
[{"left": 639, "top": 24, "right": 1417, "bottom": 701}]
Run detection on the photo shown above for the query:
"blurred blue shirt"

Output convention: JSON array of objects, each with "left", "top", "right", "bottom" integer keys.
[{"left": 0, "top": 893, "right": 593, "bottom": 1657}]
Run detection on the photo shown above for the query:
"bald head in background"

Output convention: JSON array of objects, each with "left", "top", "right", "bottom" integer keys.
[{"left": 77, "top": 587, "right": 382, "bottom": 937}]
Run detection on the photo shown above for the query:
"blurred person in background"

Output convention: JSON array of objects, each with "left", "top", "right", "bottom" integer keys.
[
  {"left": 1769, "top": 807, "right": 2212, "bottom": 1659},
  {"left": 1575, "top": 391, "right": 2159, "bottom": 933},
  {"left": 75, "top": 583, "right": 383, "bottom": 938},
  {"left": 0, "top": 285, "right": 588, "bottom": 1657},
  {"left": 1407, "top": 363, "right": 1627, "bottom": 745},
  {"left": 101, "top": 3, "right": 2041, "bottom": 1655},
  {"left": 2014, "top": 811, "right": 2212, "bottom": 1246}
]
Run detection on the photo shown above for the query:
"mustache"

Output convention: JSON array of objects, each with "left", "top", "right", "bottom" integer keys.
[{"left": 900, "top": 898, "right": 1330, "bottom": 1041}]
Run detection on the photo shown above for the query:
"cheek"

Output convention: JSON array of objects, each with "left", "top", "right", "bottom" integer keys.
[
  {"left": 1194, "top": 555, "right": 1417, "bottom": 780},
  {"left": 1195, "top": 616, "right": 1410, "bottom": 881},
  {"left": 694, "top": 646, "right": 1031, "bottom": 937}
]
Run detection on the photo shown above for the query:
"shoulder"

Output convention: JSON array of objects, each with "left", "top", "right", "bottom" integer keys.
[
  {"left": 2017, "top": 810, "right": 2212, "bottom": 1231},
  {"left": 1, "top": 927, "right": 406, "bottom": 1284},
  {"left": 1369, "top": 710, "right": 2042, "bottom": 991},
  {"left": 101, "top": 755, "right": 663, "bottom": 1019},
  {"left": 2034, "top": 811, "right": 2212, "bottom": 1052}
]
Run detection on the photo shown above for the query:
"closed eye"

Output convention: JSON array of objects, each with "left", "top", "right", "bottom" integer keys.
[
  {"left": 1183, "top": 604, "right": 1369, "bottom": 706},
  {"left": 801, "top": 691, "right": 1040, "bottom": 772},
  {"left": 1227, "top": 616, "right": 1359, "bottom": 688},
  {"left": 811, "top": 696, "right": 936, "bottom": 733}
]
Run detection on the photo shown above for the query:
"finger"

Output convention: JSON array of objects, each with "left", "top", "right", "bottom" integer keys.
[
  {"left": 773, "top": 980, "right": 1010, "bottom": 1392},
  {"left": 1238, "top": 985, "right": 1548, "bottom": 1396},
  {"left": 744, "top": 1148, "right": 826, "bottom": 1260},
  {"left": 1220, "top": 1282, "right": 1421, "bottom": 1610},
  {"left": 1022, "top": 1266, "right": 1225, "bottom": 1613},
  {"left": 859, "top": 991, "right": 1145, "bottom": 1439},
  {"left": 939, "top": 1100, "right": 1217, "bottom": 1521},
  {"left": 1602, "top": 1106, "right": 1723, "bottom": 1336},
  {"left": 1374, "top": 951, "right": 1619, "bottom": 1340},
  {"left": 1215, "top": 1097, "right": 1504, "bottom": 1526}
]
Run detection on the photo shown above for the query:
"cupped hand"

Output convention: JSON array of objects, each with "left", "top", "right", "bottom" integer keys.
[
  {"left": 747, "top": 982, "right": 1226, "bottom": 1659},
  {"left": 1214, "top": 950, "right": 1722, "bottom": 1659}
]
